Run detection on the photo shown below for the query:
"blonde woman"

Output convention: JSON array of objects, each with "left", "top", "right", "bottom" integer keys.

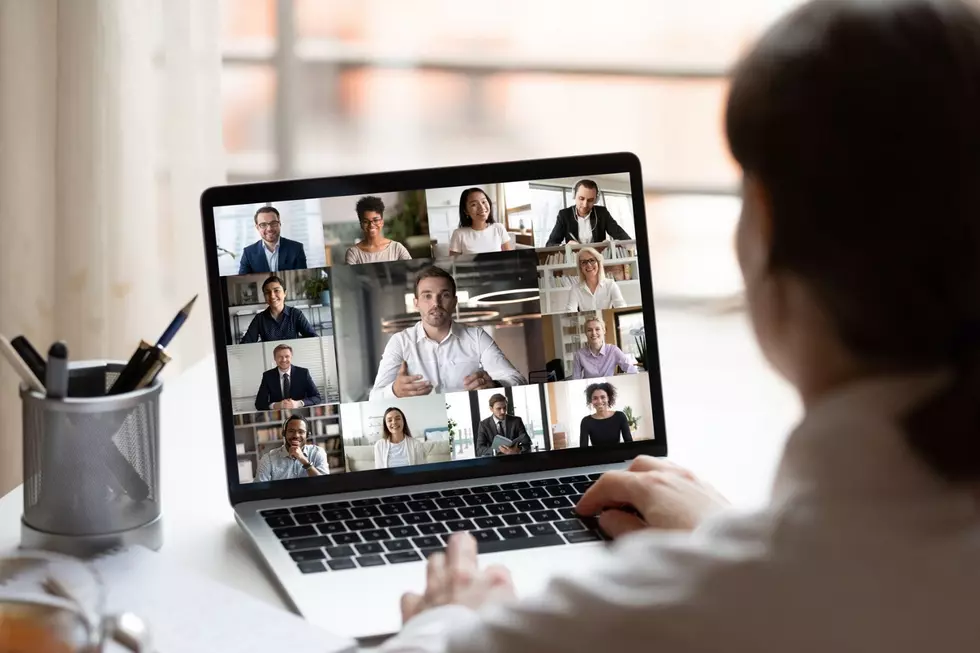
[
  {"left": 563, "top": 247, "right": 626, "bottom": 312},
  {"left": 373, "top": 406, "right": 427, "bottom": 469}
]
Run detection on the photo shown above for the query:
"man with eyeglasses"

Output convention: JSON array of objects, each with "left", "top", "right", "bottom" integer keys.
[
  {"left": 254, "top": 414, "right": 329, "bottom": 481},
  {"left": 240, "top": 275, "right": 318, "bottom": 343},
  {"left": 238, "top": 206, "right": 309, "bottom": 274}
]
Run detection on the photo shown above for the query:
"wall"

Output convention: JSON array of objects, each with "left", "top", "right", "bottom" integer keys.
[
  {"left": 547, "top": 373, "right": 656, "bottom": 446},
  {"left": 340, "top": 392, "right": 448, "bottom": 445},
  {"left": 531, "top": 173, "right": 631, "bottom": 194}
]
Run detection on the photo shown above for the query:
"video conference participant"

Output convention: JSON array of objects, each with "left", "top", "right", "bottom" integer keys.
[
  {"left": 579, "top": 381, "right": 632, "bottom": 447},
  {"left": 373, "top": 407, "right": 427, "bottom": 469},
  {"left": 475, "top": 394, "right": 532, "bottom": 457},
  {"left": 345, "top": 195, "right": 412, "bottom": 264},
  {"left": 254, "top": 343, "right": 323, "bottom": 411},
  {"left": 239, "top": 206, "right": 308, "bottom": 274},
  {"left": 449, "top": 188, "right": 514, "bottom": 255},
  {"left": 370, "top": 265, "right": 526, "bottom": 400},
  {"left": 254, "top": 414, "right": 329, "bottom": 481},
  {"left": 545, "top": 179, "right": 631, "bottom": 246},
  {"left": 564, "top": 247, "right": 627, "bottom": 312},
  {"left": 572, "top": 317, "right": 638, "bottom": 379},
  {"left": 240, "top": 276, "right": 317, "bottom": 343}
]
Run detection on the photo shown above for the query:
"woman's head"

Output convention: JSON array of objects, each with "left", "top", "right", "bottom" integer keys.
[
  {"left": 281, "top": 414, "right": 310, "bottom": 448},
  {"left": 576, "top": 247, "right": 604, "bottom": 281},
  {"left": 585, "top": 382, "right": 616, "bottom": 411},
  {"left": 726, "top": 0, "right": 980, "bottom": 481},
  {"left": 382, "top": 407, "right": 412, "bottom": 440},
  {"left": 356, "top": 195, "right": 386, "bottom": 237},
  {"left": 458, "top": 188, "right": 493, "bottom": 228}
]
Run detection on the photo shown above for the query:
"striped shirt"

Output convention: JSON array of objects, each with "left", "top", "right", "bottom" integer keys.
[{"left": 240, "top": 305, "right": 317, "bottom": 343}]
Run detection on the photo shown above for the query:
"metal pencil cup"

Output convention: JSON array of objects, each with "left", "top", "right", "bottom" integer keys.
[{"left": 19, "top": 361, "right": 163, "bottom": 557}]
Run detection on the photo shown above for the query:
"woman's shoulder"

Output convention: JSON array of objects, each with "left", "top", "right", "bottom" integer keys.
[{"left": 373, "top": 438, "right": 385, "bottom": 449}]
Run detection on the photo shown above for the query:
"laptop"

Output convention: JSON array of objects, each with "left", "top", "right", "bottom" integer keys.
[{"left": 199, "top": 152, "right": 667, "bottom": 639}]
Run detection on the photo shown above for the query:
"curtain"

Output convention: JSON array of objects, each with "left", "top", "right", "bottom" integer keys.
[{"left": 0, "top": 0, "right": 225, "bottom": 495}]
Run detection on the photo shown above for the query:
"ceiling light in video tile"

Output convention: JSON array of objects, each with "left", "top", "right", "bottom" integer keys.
[
  {"left": 501, "top": 313, "right": 542, "bottom": 325},
  {"left": 468, "top": 288, "right": 540, "bottom": 306},
  {"left": 454, "top": 309, "right": 501, "bottom": 324}
]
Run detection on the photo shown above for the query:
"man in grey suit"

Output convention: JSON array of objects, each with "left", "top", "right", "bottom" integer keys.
[{"left": 475, "top": 394, "right": 533, "bottom": 457}]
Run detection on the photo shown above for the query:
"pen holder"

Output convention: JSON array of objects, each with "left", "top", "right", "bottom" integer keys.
[{"left": 19, "top": 361, "right": 163, "bottom": 557}]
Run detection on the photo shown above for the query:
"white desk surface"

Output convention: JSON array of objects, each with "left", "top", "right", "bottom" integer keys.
[{"left": 0, "top": 308, "right": 801, "bottom": 611}]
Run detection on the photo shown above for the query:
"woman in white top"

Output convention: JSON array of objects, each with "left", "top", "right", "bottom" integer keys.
[
  {"left": 563, "top": 246, "right": 626, "bottom": 312},
  {"left": 345, "top": 195, "right": 412, "bottom": 265},
  {"left": 374, "top": 406, "right": 427, "bottom": 469},
  {"left": 379, "top": 1, "right": 980, "bottom": 651},
  {"left": 449, "top": 188, "right": 514, "bottom": 255}
]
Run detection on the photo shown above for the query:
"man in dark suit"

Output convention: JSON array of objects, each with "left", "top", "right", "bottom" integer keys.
[
  {"left": 254, "top": 343, "right": 323, "bottom": 411},
  {"left": 545, "top": 179, "right": 631, "bottom": 246},
  {"left": 239, "top": 206, "right": 308, "bottom": 274},
  {"left": 475, "top": 394, "right": 533, "bottom": 457}
]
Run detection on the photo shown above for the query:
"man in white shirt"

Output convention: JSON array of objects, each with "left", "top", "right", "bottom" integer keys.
[{"left": 370, "top": 266, "right": 526, "bottom": 400}]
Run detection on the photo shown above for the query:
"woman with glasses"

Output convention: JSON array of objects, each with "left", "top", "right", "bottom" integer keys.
[
  {"left": 563, "top": 247, "right": 627, "bottom": 312},
  {"left": 254, "top": 414, "right": 329, "bottom": 481},
  {"left": 449, "top": 188, "right": 514, "bottom": 255},
  {"left": 345, "top": 195, "right": 412, "bottom": 264}
]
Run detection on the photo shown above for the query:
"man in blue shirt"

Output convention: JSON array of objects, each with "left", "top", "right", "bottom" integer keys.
[
  {"left": 238, "top": 206, "right": 308, "bottom": 274},
  {"left": 240, "top": 276, "right": 318, "bottom": 343}
]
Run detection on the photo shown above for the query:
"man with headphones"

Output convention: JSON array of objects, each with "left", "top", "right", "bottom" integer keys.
[
  {"left": 545, "top": 179, "right": 631, "bottom": 246},
  {"left": 254, "top": 414, "right": 329, "bottom": 482}
]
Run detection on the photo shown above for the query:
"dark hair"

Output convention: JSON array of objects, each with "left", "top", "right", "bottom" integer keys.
[
  {"left": 573, "top": 179, "right": 599, "bottom": 197},
  {"left": 488, "top": 393, "right": 507, "bottom": 409},
  {"left": 726, "top": 0, "right": 980, "bottom": 482},
  {"left": 458, "top": 188, "right": 494, "bottom": 228},
  {"left": 254, "top": 206, "right": 280, "bottom": 224},
  {"left": 356, "top": 196, "right": 386, "bottom": 222},
  {"left": 261, "top": 276, "right": 284, "bottom": 293},
  {"left": 381, "top": 407, "right": 413, "bottom": 441},
  {"left": 414, "top": 265, "right": 457, "bottom": 298},
  {"left": 273, "top": 343, "right": 292, "bottom": 356},
  {"left": 282, "top": 414, "right": 309, "bottom": 439},
  {"left": 585, "top": 382, "right": 617, "bottom": 407}
]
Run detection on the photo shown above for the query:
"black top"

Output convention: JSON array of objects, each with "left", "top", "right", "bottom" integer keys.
[
  {"left": 580, "top": 412, "right": 633, "bottom": 447},
  {"left": 545, "top": 205, "right": 631, "bottom": 246},
  {"left": 241, "top": 305, "right": 317, "bottom": 343}
]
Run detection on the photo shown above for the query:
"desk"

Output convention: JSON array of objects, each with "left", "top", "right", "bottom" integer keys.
[{"left": 0, "top": 307, "right": 800, "bottom": 612}]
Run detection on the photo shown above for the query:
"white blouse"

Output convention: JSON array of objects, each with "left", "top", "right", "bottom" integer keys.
[
  {"left": 563, "top": 278, "right": 627, "bottom": 312},
  {"left": 449, "top": 223, "right": 511, "bottom": 254},
  {"left": 379, "top": 372, "right": 980, "bottom": 653}
]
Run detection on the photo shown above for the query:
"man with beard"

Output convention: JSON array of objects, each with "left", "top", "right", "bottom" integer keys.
[
  {"left": 254, "top": 414, "right": 328, "bottom": 481},
  {"left": 369, "top": 265, "right": 526, "bottom": 400},
  {"left": 238, "top": 206, "right": 308, "bottom": 275}
]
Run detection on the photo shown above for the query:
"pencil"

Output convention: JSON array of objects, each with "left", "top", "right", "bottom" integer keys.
[{"left": 157, "top": 295, "right": 198, "bottom": 348}]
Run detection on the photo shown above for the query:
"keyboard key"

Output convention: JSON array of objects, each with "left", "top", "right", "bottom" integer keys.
[
  {"left": 323, "top": 508, "right": 353, "bottom": 522},
  {"left": 547, "top": 484, "right": 576, "bottom": 497},
  {"left": 375, "top": 515, "right": 405, "bottom": 528},
  {"left": 530, "top": 509, "right": 560, "bottom": 522},
  {"left": 294, "top": 512, "right": 324, "bottom": 525},
  {"left": 355, "top": 542, "right": 384, "bottom": 555},
  {"left": 273, "top": 525, "right": 316, "bottom": 540},
  {"left": 317, "top": 522, "right": 347, "bottom": 535},
  {"left": 260, "top": 508, "right": 290, "bottom": 517},
  {"left": 558, "top": 475, "right": 588, "bottom": 484},
  {"left": 471, "top": 529, "right": 501, "bottom": 543},
  {"left": 463, "top": 494, "right": 494, "bottom": 506},
  {"left": 289, "top": 549, "right": 325, "bottom": 562},
  {"left": 529, "top": 478, "right": 560, "bottom": 487},
  {"left": 319, "top": 500, "right": 351, "bottom": 509},
  {"left": 390, "top": 525, "right": 419, "bottom": 539},
  {"left": 350, "top": 498, "right": 381, "bottom": 506},
  {"left": 332, "top": 532, "right": 362, "bottom": 545},
  {"left": 325, "top": 545, "right": 356, "bottom": 558},
  {"left": 407, "top": 500, "right": 437, "bottom": 512},
  {"left": 458, "top": 506, "right": 488, "bottom": 519},
  {"left": 412, "top": 536, "right": 442, "bottom": 549},
  {"left": 386, "top": 551, "right": 423, "bottom": 564},
  {"left": 518, "top": 487, "right": 547, "bottom": 499},
  {"left": 435, "top": 497, "right": 465, "bottom": 509},
  {"left": 565, "top": 530, "right": 603, "bottom": 544},
  {"left": 328, "top": 558, "right": 357, "bottom": 571},
  {"left": 431, "top": 509, "right": 460, "bottom": 522},
  {"left": 344, "top": 519, "right": 374, "bottom": 531},
  {"left": 569, "top": 494, "right": 584, "bottom": 504},
  {"left": 411, "top": 491, "right": 442, "bottom": 500},
  {"left": 446, "top": 519, "right": 475, "bottom": 532},
  {"left": 282, "top": 536, "right": 332, "bottom": 551},
  {"left": 441, "top": 488, "right": 471, "bottom": 497},
  {"left": 297, "top": 561, "right": 327, "bottom": 574},
  {"left": 486, "top": 503, "right": 517, "bottom": 515},
  {"left": 469, "top": 484, "right": 500, "bottom": 493},
  {"left": 474, "top": 516, "right": 504, "bottom": 529},
  {"left": 351, "top": 506, "right": 382, "bottom": 518},
  {"left": 555, "top": 519, "right": 586, "bottom": 533},
  {"left": 502, "top": 513, "right": 533, "bottom": 526},
  {"left": 515, "top": 499, "right": 543, "bottom": 512},
  {"left": 498, "top": 526, "right": 528, "bottom": 539},
  {"left": 291, "top": 504, "right": 321, "bottom": 514},
  {"left": 555, "top": 507, "right": 580, "bottom": 520},
  {"left": 490, "top": 490, "right": 521, "bottom": 503},
  {"left": 382, "top": 494, "right": 412, "bottom": 503},
  {"left": 527, "top": 523, "right": 557, "bottom": 536},
  {"left": 264, "top": 515, "right": 296, "bottom": 529},
  {"left": 476, "top": 533, "right": 564, "bottom": 554},
  {"left": 499, "top": 481, "right": 529, "bottom": 490},
  {"left": 384, "top": 539, "right": 414, "bottom": 552},
  {"left": 356, "top": 555, "right": 386, "bottom": 567},
  {"left": 361, "top": 529, "right": 390, "bottom": 542},
  {"left": 587, "top": 472, "right": 604, "bottom": 481},
  {"left": 402, "top": 512, "right": 433, "bottom": 525},
  {"left": 573, "top": 481, "right": 594, "bottom": 494},
  {"left": 418, "top": 522, "right": 448, "bottom": 535},
  {"left": 420, "top": 547, "right": 445, "bottom": 558},
  {"left": 380, "top": 503, "right": 410, "bottom": 515},
  {"left": 541, "top": 496, "right": 572, "bottom": 509}
]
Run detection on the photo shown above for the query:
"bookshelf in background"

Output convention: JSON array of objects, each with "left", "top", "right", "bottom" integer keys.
[
  {"left": 234, "top": 404, "right": 345, "bottom": 482},
  {"left": 536, "top": 240, "right": 640, "bottom": 314}
]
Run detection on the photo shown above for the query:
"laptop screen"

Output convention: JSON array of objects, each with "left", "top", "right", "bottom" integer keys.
[{"left": 209, "top": 164, "right": 660, "bottom": 491}]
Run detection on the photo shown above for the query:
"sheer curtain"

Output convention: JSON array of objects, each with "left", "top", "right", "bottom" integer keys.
[{"left": 0, "top": 0, "right": 225, "bottom": 494}]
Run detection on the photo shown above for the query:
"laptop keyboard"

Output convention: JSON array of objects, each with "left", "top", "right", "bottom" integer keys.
[{"left": 262, "top": 473, "right": 606, "bottom": 574}]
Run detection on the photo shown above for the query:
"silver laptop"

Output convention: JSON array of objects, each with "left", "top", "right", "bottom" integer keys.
[{"left": 200, "top": 152, "right": 667, "bottom": 640}]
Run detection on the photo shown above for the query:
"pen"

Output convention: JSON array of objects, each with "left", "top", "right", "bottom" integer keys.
[
  {"left": 10, "top": 335, "right": 47, "bottom": 383},
  {"left": 45, "top": 341, "right": 69, "bottom": 399},
  {"left": 107, "top": 340, "right": 154, "bottom": 395},
  {"left": 0, "top": 334, "right": 46, "bottom": 394},
  {"left": 135, "top": 345, "right": 172, "bottom": 390}
]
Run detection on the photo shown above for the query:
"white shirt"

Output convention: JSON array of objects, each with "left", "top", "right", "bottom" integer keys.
[
  {"left": 575, "top": 211, "right": 593, "bottom": 244},
  {"left": 449, "top": 223, "right": 511, "bottom": 254},
  {"left": 387, "top": 440, "right": 411, "bottom": 468},
  {"left": 379, "top": 372, "right": 980, "bottom": 653},
  {"left": 370, "top": 321, "right": 526, "bottom": 400},
  {"left": 563, "top": 278, "right": 627, "bottom": 312},
  {"left": 264, "top": 238, "right": 280, "bottom": 272},
  {"left": 374, "top": 436, "right": 427, "bottom": 469}
]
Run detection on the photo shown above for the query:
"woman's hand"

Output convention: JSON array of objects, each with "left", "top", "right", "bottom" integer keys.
[
  {"left": 576, "top": 456, "right": 730, "bottom": 536},
  {"left": 400, "top": 533, "right": 516, "bottom": 623}
]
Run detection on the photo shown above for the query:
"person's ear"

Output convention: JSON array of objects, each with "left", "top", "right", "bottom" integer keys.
[{"left": 737, "top": 174, "right": 775, "bottom": 284}]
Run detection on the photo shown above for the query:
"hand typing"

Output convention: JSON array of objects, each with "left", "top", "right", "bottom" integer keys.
[
  {"left": 576, "top": 456, "right": 730, "bottom": 536},
  {"left": 393, "top": 361, "right": 433, "bottom": 397},
  {"left": 463, "top": 369, "right": 494, "bottom": 391}
]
